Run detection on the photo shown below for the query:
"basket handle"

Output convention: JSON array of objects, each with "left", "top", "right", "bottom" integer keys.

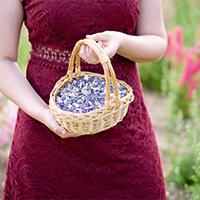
[{"left": 65, "top": 38, "right": 121, "bottom": 109}]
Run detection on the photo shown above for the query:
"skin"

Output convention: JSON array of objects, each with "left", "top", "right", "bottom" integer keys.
[{"left": 0, "top": 0, "right": 167, "bottom": 139}]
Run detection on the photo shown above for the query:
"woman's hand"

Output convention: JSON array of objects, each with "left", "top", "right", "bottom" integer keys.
[
  {"left": 79, "top": 31, "right": 121, "bottom": 65},
  {"left": 38, "top": 107, "right": 72, "bottom": 139}
]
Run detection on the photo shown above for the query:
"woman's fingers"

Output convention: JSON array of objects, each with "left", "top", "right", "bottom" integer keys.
[
  {"left": 39, "top": 107, "right": 72, "bottom": 139},
  {"left": 50, "top": 121, "right": 69, "bottom": 138},
  {"left": 102, "top": 41, "right": 118, "bottom": 59},
  {"left": 83, "top": 45, "right": 96, "bottom": 64},
  {"left": 44, "top": 112, "right": 71, "bottom": 138},
  {"left": 79, "top": 41, "right": 116, "bottom": 64},
  {"left": 87, "top": 45, "right": 99, "bottom": 60},
  {"left": 86, "top": 45, "right": 99, "bottom": 64},
  {"left": 79, "top": 44, "right": 99, "bottom": 64}
]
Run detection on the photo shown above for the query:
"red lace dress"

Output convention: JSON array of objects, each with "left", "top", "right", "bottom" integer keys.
[{"left": 2, "top": 0, "right": 166, "bottom": 199}]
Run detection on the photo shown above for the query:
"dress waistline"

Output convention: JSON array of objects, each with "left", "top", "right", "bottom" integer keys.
[{"left": 30, "top": 45, "right": 87, "bottom": 65}]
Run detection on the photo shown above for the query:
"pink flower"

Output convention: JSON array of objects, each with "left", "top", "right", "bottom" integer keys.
[
  {"left": 172, "top": 26, "right": 185, "bottom": 67},
  {"left": 165, "top": 32, "right": 174, "bottom": 60},
  {"left": 179, "top": 47, "right": 200, "bottom": 98},
  {"left": 164, "top": 26, "right": 186, "bottom": 67}
]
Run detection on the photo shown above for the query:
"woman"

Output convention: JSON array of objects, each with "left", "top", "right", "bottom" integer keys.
[{"left": 1, "top": 0, "right": 167, "bottom": 199}]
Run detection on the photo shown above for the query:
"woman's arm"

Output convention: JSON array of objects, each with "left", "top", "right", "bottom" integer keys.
[
  {"left": 82, "top": 0, "right": 167, "bottom": 64},
  {"left": 116, "top": 0, "right": 167, "bottom": 63},
  {"left": 0, "top": 0, "right": 69, "bottom": 138}
]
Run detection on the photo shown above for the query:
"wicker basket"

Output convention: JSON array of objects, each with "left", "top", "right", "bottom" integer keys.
[{"left": 49, "top": 38, "right": 134, "bottom": 137}]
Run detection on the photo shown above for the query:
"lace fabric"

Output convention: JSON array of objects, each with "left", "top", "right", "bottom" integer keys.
[{"left": 2, "top": 0, "right": 166, "bottom": 199}]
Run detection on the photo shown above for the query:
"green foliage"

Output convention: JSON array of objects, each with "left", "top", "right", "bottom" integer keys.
[
  {"left": 170, "top": 151, "right": 196, "bottom": 187},
  {"left": 160, "top": 0, "right": 200, "bottom": 118},
  {"left": 187, "top": 185, "right": 200, "bottom": 200},
  {"left": 167, "top": 105, "right": 200, "bottom": 199},
  {"left": 172, "top": 0, "right": 200, "bottom": 46},
  {"left": 163, "top": 67, "right": 191, "bottom": 118},
  {"left": 138, "top": 59, "right": 170, "bottom": 92},
  {"left": 18, "top": 26, "right": 31, "bottom": 72}
]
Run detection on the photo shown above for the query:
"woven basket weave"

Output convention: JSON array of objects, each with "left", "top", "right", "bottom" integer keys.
[{"left": 49, "top": 38, "right": 134, "bottom": 137}]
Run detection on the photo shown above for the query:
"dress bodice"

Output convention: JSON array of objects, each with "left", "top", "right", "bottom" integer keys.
[{"left": 23, "top": 0, "right": 140, "bottom": 50}]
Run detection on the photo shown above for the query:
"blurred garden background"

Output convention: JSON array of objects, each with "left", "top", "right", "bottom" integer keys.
[{"left": 1, "top": 0, "right": 200, "bottom": 199}]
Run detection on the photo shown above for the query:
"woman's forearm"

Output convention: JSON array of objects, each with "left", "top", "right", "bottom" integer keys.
[
  {"left": 0, "top": 60, "right": 49, "bottom": 120},
  {"left": 117, "top": 32, "right": 167, "bottom": 63}
]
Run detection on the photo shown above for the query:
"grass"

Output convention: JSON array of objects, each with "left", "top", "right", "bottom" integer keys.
[{"left": 18, "top": 26, "right": 31, "bottom": 72}]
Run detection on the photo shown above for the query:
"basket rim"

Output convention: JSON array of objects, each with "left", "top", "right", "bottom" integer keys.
[
  {"left": 49, "top": 93, "right": 134, "bottom": 117},
  {"left": 49, "top": 71, "right": 134, "bottom": 117}
]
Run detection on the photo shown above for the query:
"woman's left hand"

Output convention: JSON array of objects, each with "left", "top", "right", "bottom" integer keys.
[{"left": 79, "top": 31, "right": 121, "bottom": 65}]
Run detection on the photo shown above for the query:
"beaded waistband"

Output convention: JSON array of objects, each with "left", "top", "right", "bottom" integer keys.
[{"left": 31, "top": 45, "right": 87, "bottom": 64}]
